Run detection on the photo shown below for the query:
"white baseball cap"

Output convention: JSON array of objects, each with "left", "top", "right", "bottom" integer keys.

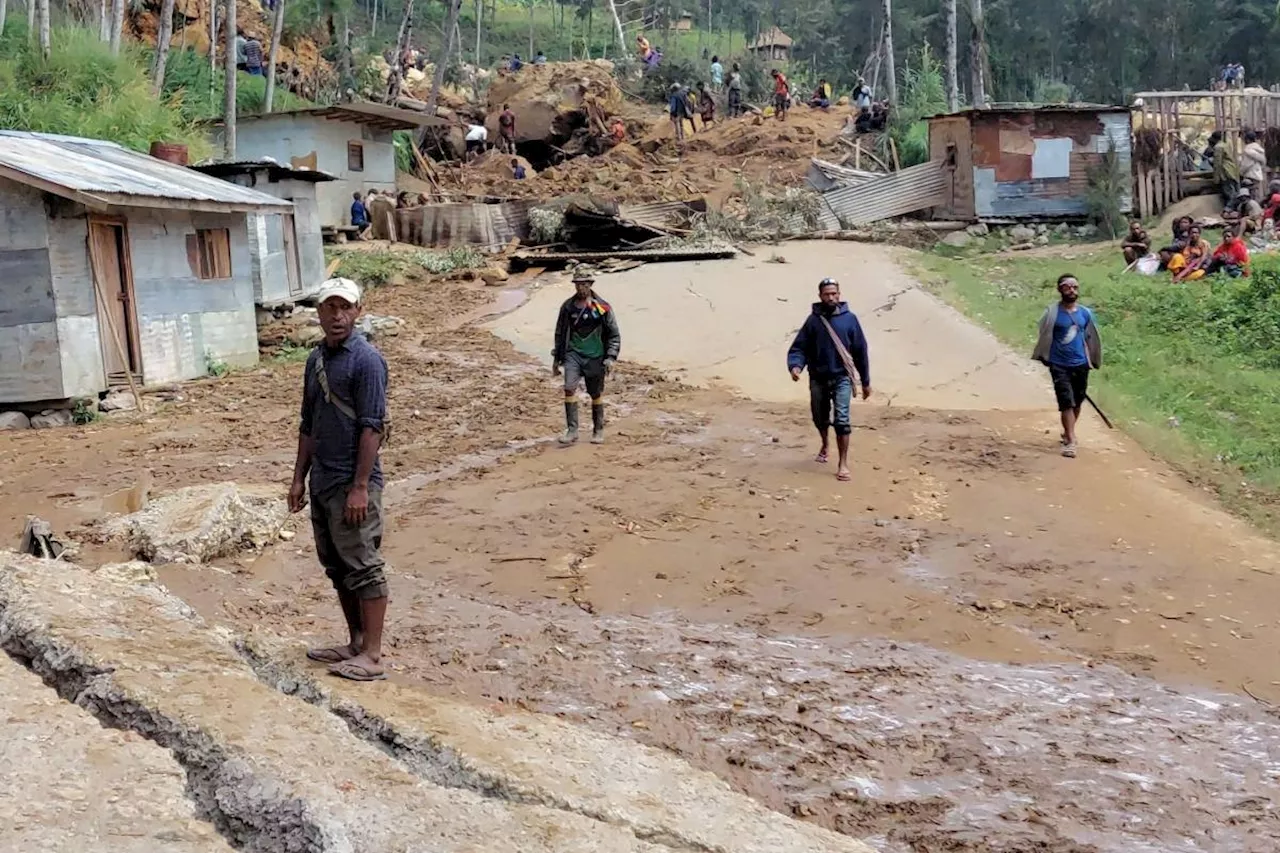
[{"left": 315, "top": 277, "right": 361, "bottom": 306}]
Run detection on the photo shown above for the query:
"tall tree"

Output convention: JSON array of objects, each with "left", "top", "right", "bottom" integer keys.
[
  {"left": 526, "top": 0, "right": 534, "bottom": 57},
  {"left": 27, "top": 0, "right": 34, "bottom": 41},
  {"left": 109, "top": 0, "right": 123, "bottom": 54},
  {"left": 882, "top": 0, "right": 896, "bottom": 105},
  {"left": 427, "top": 0, "right": 461, "bottom": 114},
  {"left": 474, "top": 0, "right": 482, "bottom": 66},
  {"left": 223, "top": 0, "right": 237, "bottom": 158},
  {"left": 387, "top": 0, "right": 413, "bottom": 100},
  {"left": 945, "top": 0, "right": 958, "bottom": 110},
  {"left": 969, "top": 0, "right": 987, "bottom": 107},
  {"left": 152, "top": 0, "right": 177, "bottom": 95},
  {"left": 264, "top": 0, "right": 286, "bottom": 112},
  {"left": 36, "top": 0, "right": 48, "bottom": 58},
  {"left": 0, "top": 0, "right": 8, "bottom": 40},
  {"left": 99, "top": 0, "right": 108, "bottom": 40}
]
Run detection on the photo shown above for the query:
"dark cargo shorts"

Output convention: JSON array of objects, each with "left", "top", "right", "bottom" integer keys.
[
  {"left": 310, "top": 484, "right": 389, "bottom": 600},
  {"left": 563, "top": 350, "right": 606, "bottom": 400}
]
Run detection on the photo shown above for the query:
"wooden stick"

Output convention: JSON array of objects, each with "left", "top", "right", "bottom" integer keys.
[
  {"left": 89, "top": 244, "right": 143, "bottom": 407},
  {"left": 889, "top": 136, "right": 901, "bottom": 171}
]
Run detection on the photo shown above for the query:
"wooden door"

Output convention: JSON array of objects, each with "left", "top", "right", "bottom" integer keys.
[
  {"left": 88, "top": 221, "right": 140, "bottom": 378},
  {"left": 282, "top": 212, "right": 303, "bottom": 296}
]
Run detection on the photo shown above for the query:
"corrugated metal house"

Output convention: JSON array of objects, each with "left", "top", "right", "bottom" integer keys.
[
  {"left": 192, "top": 160, "right": 335, "bottom": 306},
  {"left": 0, "top": 130, "right": 291, "bottom": 405},
  {"left": 211, "top": 103, "right": 445, "bottom": 229},
  {"left": 927, "top": 105, "right": 1133, "bottom": 220}
]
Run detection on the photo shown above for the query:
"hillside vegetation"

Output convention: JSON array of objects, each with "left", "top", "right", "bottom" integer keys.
[{"left": 0, "top": 24, "right": 210, "bottom": 156}]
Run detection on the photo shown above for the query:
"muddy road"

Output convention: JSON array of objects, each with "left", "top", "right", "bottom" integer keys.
[{"left": 4, "top": 243, "right": 1280, "bottom": 851}]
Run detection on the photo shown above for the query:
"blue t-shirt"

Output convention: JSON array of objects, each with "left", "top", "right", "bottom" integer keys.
[
  {"left": 1048, "top": 305, "right": 1092, "bottom": 367},
  {"left": 350, "top": 200, "right": 369, "bottom": 227}
]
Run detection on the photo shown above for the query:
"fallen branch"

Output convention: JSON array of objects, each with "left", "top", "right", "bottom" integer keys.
[{"left": 491, "top": 555, "right": 547, "bottom": 563}]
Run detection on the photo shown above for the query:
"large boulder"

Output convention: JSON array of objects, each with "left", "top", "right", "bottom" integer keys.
[
  {"left": 0, "top": 411, "right": 30, "bottom": 430},
  {"left": 30, "top": 409, "right": 73, "bottom": 429},
  {"left": 103, "top": 482, "right": 288, "bottom": 564}
]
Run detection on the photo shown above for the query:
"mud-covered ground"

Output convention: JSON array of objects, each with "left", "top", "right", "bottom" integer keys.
[{"left": 6, "top": 249, "right": 1280, "bottom": 852}]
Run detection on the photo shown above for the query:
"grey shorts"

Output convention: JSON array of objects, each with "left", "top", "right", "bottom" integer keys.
[
  {"left": 310, "top": 484, "right": 389, "bottom": 600},
  {"left": 563, "top": 350, "right": 606, "bottom": 399}
]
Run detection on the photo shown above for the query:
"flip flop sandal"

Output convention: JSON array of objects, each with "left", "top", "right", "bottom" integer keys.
[
  {"left": 329, "top": 661, "right": 388, "bottom": 682},
  {"left": 306, "top": 646, "right": 356, "bottom": 664},
  {"left": 815, "top": 452, "right": 829, "bottom": 463},
  {"left": 836, "top": 471, "right": 852, "bottom": 482}
]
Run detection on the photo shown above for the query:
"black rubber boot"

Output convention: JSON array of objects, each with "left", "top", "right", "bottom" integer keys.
[
  {"left": 590, "top": 403, "right": 605, "bottom": 444},
  {"left": 558, "top": 401, "right": 580, "bottom": 444}
]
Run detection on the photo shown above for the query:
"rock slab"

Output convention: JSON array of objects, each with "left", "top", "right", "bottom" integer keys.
[
  {"left": 103, "top": 481, "right": 288, "bottom": 563},
  {"left": 0, "top": 652, "right": 233, "bottom": 853},
  {"left": 244, "top": 634, "right": 876, "bottom": 853},
  {"left": 0, "top": 554, "right": 660, "bottom": 853}
]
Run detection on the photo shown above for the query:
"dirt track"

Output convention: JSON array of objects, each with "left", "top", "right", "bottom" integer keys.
[{"left": 5, "top": 244, "right": 1280, "bottom": 851}]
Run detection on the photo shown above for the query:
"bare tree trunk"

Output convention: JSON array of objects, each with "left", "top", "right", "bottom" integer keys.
[
  {"left": 969, "top": 0, "right": 986, "bottom": 108},
  {"left": 0, "top": 0, "right": 8, "bottom": 40},
  {"left": 152, "top": 0, "right": 177, "bottom": 94},
  {"left": 387, "top": 0, "right": 413, "bottom": 100},
  {"left": 474, "top": 0, "right": 481, "bottom": 66},
  {"left": 526, "top": 0, "right": 532, "bottom": 57},
  {"left": 945, "top": 0, "right": 957, "bottom": 111},
  {"left": 27, "top": 0, "right": 34, "bottom": 41},
  {"left": 606, "top": 0, "right": 623, "bottom": 51},
  {"left": 99, "top": 0, "right": 108, "bottom": 39},
  {"left": 427, "top": 0, "right": 460, "bottom": 114},
  {"left": 264, "top": 0, "right": 286, "bottom": 111},
  {"left": 109, "top": 0, "right": 123, "bottom": 54},
  {"left": 881, "top": 0, "right": 896, "bottom": 106},
  {"left": 223, "top": 0, "right": 237, "bottom": 158},
  {"left": 37, "top": 0, "right": 49, "bottom": 57}
]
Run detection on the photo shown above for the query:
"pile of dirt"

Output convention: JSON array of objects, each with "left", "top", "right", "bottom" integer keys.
[
  {"left": 453, "top": 106, "right": 853, "bottom": 205},
  {"left": 130, "top": 0, "right": 333, "bottom": 100}
]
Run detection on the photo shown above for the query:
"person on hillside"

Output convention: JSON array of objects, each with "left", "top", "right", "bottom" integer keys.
[
  {"left": 771, "top": 69, "right": 790, "bottom": 121},
  {"left": 1225, "top": 187, "right": 1264, "bottom": 233},
  {"left": 1121, "top": 220, "right": 1151, "bottom": 265},
  {"left": 853, "top": 79, "right": 873, "bottom": 112},
  {"left": 695, "top": 81, "right": 716, "bottom": 130},
  {"left": 244, "top": 33, "right": 265, "bottom": 76},
  {"left": 636, "top": 34, "right": 652, "bottom": 62},
  {"left": 668, "top": 83, "right": 690, "bottom": 142},
  {"left": 498, "top": 103, "right": 517, "bottom": 153},
  {"left": 290, "top": 278, "right": 392, "bottom": 682},
  {"left": 710, "top": 55, "right": 724, "bottom": 89},
  {"left": 787, "top": 278, "right": 872, "bottom": 482},
  {"left": 509, "top": 53, "right": 523, "bottom": 72},
  {"left": 726, "top": 62, "right": 744, "bottom": 117},
  {"left": 1205, "top": 229, "right": 1251, "bottom": 277},
  {"left": 1031, "top": 274, "right": 1102, "bottom": 459},
  {"left": 234, "top": 28, "right": 248, "bottom": 72},
  {"left": 1209, "top": 131, "right": 1240, "bottom": 202},
  {"left": 1172, "top": 225, "right": 1211, "bottom": 281},
  {"left": 1171, "top": 215, "right": 1193, "bottom": 247},
  {"left": 464, "top": 122, "right": 488, "bottom": 160},
  {"left": 808, "top": 78, "right": 832, "bottom": 109},
  {"left": 511, "top": 158, "right": 527, "bottom": 180},
  {"left": 552, "top": 269, "right": 621, "bottom": 445},
  {"left": 535, "top": 50, "right": 547, "bottom": 65},
  {"left": 610, "top": 117, "right": 627, "bottom": 144},
  {"left": 349, "top": 191, "right": 371, "bottom": 240},
  {"left": 1241, "top": 129, "right": 1267, "bottom": 200}
]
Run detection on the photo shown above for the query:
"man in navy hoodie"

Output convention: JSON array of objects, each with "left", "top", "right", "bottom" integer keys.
[{"left": 787, "top": 278, "right": 871, "bottom": 481}]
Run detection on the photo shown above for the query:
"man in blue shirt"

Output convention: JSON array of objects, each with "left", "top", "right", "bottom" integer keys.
[
  {"left": 289, "top": 278, "right": 391, "bottom": 681},
  {"left": 787, "top": 278, "right": 872, "bottom": 482},
  {"left": 349, "top": 191, "right": 370, "bottom": 240},
  {"left": 1031, "top": 274, "right": 1103, "bottom": 458}
]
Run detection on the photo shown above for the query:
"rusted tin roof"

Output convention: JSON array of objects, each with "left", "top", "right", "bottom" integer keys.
[
  {"left": 820, "top": 161, "right": 948, "bottom": 227},
  {"left": 0, "top": 131, "right": 294, "bottom": 213}
]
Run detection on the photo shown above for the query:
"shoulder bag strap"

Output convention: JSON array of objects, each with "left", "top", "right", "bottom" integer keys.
[
  {"left": 313, "top": 351, "right": 358, "bottom": 421},
  {"left": 819, "top": 317, "right": 860, "bottom": 382}
]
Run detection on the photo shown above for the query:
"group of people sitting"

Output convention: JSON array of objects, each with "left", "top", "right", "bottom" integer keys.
[
  {"left": 349, "top": 189, "right": 433, "bottom": 240},
  {"left": 1124, "top": 216, "right": 1251, "bottom": 282}
]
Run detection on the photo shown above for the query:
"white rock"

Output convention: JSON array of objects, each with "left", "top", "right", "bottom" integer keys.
[
  {"left": 99, "top": 391, "right": 138, "bottom": 412},
  {"left": 0, "top": 411, "right": 30, "bottom": 430},
  {"left": 30, "top": 409, "right": 73, "bottom": 429},
  {"left": 965, "top": 222, "right": 989, "bottom": 237},
  {"left": 941, "top": 231, "right": 972, "bottom": 248}
]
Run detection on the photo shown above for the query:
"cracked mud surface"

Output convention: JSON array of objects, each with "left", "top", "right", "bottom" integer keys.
[{"left": 5, "top": 243, "right": 1280, "bottom": 851}]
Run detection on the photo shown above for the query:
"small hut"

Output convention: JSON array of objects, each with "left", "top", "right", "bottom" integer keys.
[
  {"left": 927, "top": 104, "right": 1133, "bottom": 220},
  {"left": 747, "top": 27, "right": 792, "bottom": 62}
]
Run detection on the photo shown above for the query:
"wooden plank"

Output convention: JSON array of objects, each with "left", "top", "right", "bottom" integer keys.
[{"left": 1137, "top": 167, "right": 1149, "bottom": 218}]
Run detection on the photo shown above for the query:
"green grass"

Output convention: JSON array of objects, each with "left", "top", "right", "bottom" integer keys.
[
  {"left": 326, "top": 246, "right": 486, "bottom": 287},
  {"left": 0, "top": 25, "right": 211, "bottom": 157},
  {"left": 912, "top": 242, "right": 1280, "bottom": 534}
]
